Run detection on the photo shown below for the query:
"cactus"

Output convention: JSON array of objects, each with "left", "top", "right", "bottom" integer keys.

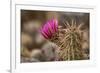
[{"left": 40, "top": 19, "right": 85, "bottom": 60}]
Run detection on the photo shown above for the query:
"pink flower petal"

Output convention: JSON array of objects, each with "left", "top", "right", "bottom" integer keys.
[{"left": 40, "top": 18, "right": 58, "bottom": 39}]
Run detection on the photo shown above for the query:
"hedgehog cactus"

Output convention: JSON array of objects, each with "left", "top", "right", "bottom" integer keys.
[
  {"left": 40, "top": 19, "right": 85, "bottom": 60},
  {"left": 57, "top": 20, "right": 85, "bottom": 60}
]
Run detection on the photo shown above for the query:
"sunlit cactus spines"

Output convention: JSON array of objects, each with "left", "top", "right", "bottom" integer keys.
[{"left": 57, "top": 20, "right": 85, "bottom": 60}]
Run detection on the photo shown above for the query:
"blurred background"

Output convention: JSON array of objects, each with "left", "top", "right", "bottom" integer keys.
[{"left": 21, "top": 10, "right": 89, "bottom": 63}]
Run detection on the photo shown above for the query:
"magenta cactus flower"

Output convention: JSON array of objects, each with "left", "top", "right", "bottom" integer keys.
[{"left": 40, "top": 19, "right": 58, "bottom": 39}]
